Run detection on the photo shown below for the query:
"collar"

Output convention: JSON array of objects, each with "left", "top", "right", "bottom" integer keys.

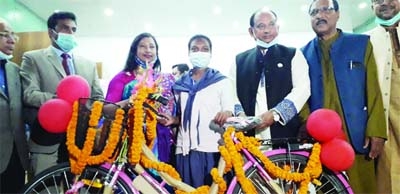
[{"left": 51, "top": 45, "right": 73, "bottom": 57}]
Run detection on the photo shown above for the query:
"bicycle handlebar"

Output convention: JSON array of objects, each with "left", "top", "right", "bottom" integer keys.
[{"left": 209, "top": 116, "right": 262, "bottom": 134}]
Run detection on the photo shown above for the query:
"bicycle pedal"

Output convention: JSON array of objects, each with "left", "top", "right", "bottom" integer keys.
[{"left": 82, "top": 178, "right": 103, "bottom": 188}]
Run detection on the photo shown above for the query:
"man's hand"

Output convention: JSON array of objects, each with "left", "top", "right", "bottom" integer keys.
[
  {"left": 213, "top": 111, "right": 233, "bottom": 126},
  {"left": 364, "top": 136, "right": 385, "bottom": 159},
  {"left": 255, "top": 111, "right": 275, "bottom": 130}
]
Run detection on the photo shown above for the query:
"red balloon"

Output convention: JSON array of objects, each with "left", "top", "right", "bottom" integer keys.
[
  {"left": 38, "top": 99, "right": 73, "bottom": 133},
  {"left": 320, "top": 138, "right": 355, "bottom": 171},
  {"left": 56, "top": 75, "right": 90, "bottom": 104},
  {"left": 306, "top": 109, "right": 343, "bottom": 142}
]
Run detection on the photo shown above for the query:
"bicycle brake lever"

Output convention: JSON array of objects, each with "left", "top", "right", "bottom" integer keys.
[
  {"left": 209, "top": 121, "right": 225, "bottom": 134},
  {"left": 143, "top": 102, "right": 167, "bottom": 119}
]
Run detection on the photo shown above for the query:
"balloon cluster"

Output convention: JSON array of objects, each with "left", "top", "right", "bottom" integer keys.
[
  {"left": 306, "top": 109, "right": 355, "bottom": 172},
  {"left": 38, "top": 75, "right": 91, "bottom": 133}
]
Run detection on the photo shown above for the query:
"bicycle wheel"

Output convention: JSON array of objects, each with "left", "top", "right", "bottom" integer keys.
[
  {"left": 231, "top": 152, "right": 352, "bottom": 194},
  {"left": 22, "top": 162, "right": 133, "bottom": 194}
]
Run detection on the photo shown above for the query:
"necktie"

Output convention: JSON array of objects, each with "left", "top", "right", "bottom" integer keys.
[
  {"left": 0, "top": 60, "right": 7, "bottom": 96},
  {"left": 61, "top": 53, "right": 70, "bottom": 75}
]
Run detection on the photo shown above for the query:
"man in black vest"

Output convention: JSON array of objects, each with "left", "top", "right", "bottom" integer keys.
[{"left": 230, "top": 7, "right": 310, "bottom": 140}]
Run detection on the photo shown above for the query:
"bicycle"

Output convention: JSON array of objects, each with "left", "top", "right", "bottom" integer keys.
[
  {"left": 22, "top": 102, "right": 353, "bottom": 194},
  {"left": 22, "top": 75, "right": 353, "bottom": 194}
]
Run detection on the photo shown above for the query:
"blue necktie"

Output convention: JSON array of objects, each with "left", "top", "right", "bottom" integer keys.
[{"left": 0, "top": 60, "right": 8, "bottom": 96}]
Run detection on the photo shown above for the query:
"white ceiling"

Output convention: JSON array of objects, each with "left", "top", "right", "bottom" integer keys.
[{"left": 17, "top": 0, "right": 375, "bottom": 37}]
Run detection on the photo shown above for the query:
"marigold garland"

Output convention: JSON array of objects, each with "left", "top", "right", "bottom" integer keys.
[
  {"left": 210, "top": 168, "right": 226, "bottom": 194},
  {"left": 223, "top": 127, "right": 257, "bottom": 193},
  {"left": 145, "top": 107, "right": 157, "bottom": 149},
  {"left": 66, "top": 93, "right": 324, "bottom": 193},
  {"left": 66, "top": 101, "right": 125, "bottom": 174},
  {"left": 175, "top": 186, "right": 210, "bottom": 194},
  {"left": 88, "top": 108, "right": 125, "bottom": 165},
  {"left": 128, "top": 87, "right": 147, "bottom": 164},
  {"left": 140, "top": 154, "right": 181, "bottom": 180},
  {"left": 219, "top": 127, "right": 323, "bottom": 194}
]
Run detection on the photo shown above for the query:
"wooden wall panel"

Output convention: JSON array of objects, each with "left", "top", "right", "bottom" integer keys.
[{"left": 12, "top": 31, "right": 51, "bottom": 65}]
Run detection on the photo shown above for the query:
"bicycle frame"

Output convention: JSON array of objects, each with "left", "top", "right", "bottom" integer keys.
[{"left": 227, "top": 147, "right": 354, "bottom": 194}]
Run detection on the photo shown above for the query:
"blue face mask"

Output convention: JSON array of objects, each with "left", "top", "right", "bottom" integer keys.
[
  {"left": 52, "top": 30, "right": 78, "bottom": 52},
  {"left": 134, "top": 56, "right": 158, "bottom": 69},
  {"left": 375, "top": 12, "right": 400, "bottom": 26}
]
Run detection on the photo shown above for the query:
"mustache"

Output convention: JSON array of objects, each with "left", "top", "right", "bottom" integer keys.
[{"left": 316, "top": 19, "right": 328, "bottom": 25}]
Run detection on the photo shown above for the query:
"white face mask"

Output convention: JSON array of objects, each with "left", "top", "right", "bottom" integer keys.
[
  {"left": 0, "top": 51, "right": 13, "bottom": 60},
  {"left": 189, "top": 52, "right": 211, "bottom": 68},
  {"left": 253, "top": 31, "right": 278, "bottom": 48}
]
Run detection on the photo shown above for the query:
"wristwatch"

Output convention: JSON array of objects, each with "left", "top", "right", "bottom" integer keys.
[{"left": 271, "top": 110, "right": 280, "bottom": 122}]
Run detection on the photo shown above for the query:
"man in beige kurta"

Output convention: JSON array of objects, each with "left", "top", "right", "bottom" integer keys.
[{"left": 367, "top": 0, "right": 400, "bottom": 193}]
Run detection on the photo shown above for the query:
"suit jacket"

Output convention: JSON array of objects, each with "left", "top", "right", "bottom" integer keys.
[
  {"left": 0, "top": 60, "right": 29, "bottom": 173},
  {"left": 20, "top": 46, "right": 104, "bottom": 153}
]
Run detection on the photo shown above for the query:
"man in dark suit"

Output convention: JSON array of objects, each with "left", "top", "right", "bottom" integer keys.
[
  {"left": 231, "top": 8, "right": 310, "bottom": 141},
  {"left": 20, "top": 11, "right": 104, "bottom": 176},
  {"left": 0, "top": 18, "right": 30, "bottom": 193}
]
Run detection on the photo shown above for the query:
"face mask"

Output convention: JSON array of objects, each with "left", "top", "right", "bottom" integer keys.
[
  {"left": 52, "top": 31, "right": 78, "bottom": 52},
  {"left": 135, "top": 56, "right": 158, "bottom": 69},
  {"left": 189, "top": 52, "right": 211, "bottom": 68},
  {"left": 253, "top": 32, "right": 278, "bottom": 48},
  {"left": 253, "top": 31, "right": 278, "bottom": 48},
  {"left": 0, "top": 51, "right": 13, "bottom": 60},
  {"left": 375, "top": 12, "right": 400, "bottom": 26}
]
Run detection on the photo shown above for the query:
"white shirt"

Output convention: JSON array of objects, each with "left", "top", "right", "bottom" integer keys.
[
  {"left": 175, "top": 77, "right": 236, "bottom": 155},
  {"left": 229, "top": 48, "right": 310, "bottom": 139}
]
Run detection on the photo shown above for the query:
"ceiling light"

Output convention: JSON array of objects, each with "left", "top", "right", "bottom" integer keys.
[
  {"left": 232, "top": 21, "right": 239, "bottom": 29},
  {"left": 104, "top": 8, "right": 114, "bottom": 16},
  {"left": 6, "top": 11, "right": 21, "bottom": 21},
  {"left": 213, "top": 5, "right": 221, "bottom": 15},
  {"left": 358, "top": 2, "right": 368, "bottom": 9},
  {"left": 144, "top": 23, "right": 153, "bottom": 32},
  {"left": 301, "top": 4, "right": 309, "bottom": 13}
]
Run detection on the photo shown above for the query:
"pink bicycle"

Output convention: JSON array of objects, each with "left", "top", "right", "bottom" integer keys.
[{"left": 22, "top": 98, "right": 353, "bottom": 194}]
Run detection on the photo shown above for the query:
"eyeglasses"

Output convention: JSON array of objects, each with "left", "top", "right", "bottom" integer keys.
[
  {"left": 309, "top": 7, "right": 336, "bottom": 17},
  {"left": 254, "top": 22, "right": 277, "bottom": 31},
  {"left": 0, "top": 31, "right": 19, "bottom": 42},
  {"left": 373, "top": 0, "right": 397, "bottom": 5}
]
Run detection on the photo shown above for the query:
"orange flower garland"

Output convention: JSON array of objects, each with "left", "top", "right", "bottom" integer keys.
[
  {"left": 144, "top": 107, "right": 157, "bottom": 149},
  {"left": 128, "top": 87, "right": 147, "bottom": 164},
  {"left": 88, "top": 108, "right": 125, "bottom": 164},
  {"left": 175, "top": 186, "right": 210, "bottom": 194},
  {"left": 140, "top": 155, "right": 181, "bottom": 180},
  {"left": 222, "top": 127, "right": 257, "bottom": 193},
  {"left": 220, "top": 127, "right": 323, "bottom": 194},
  {"left": 66, "top": 101, "right": 125, "bottom": 174},
  {"left": 210, "top": 168, "right": 227, "bottom": 194}
]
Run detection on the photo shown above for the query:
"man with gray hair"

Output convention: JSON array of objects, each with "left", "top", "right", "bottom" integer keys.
[{"left": 0, "top": 17, "right": 29, "bottom": 193}]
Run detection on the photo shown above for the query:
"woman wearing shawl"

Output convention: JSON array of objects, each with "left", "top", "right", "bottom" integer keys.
[
  {"left": 159, "top": 34, "right": 236, "bottom": 187},
  {"left": 105, "top": 32, "right": 175, "bottom": 163}
]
